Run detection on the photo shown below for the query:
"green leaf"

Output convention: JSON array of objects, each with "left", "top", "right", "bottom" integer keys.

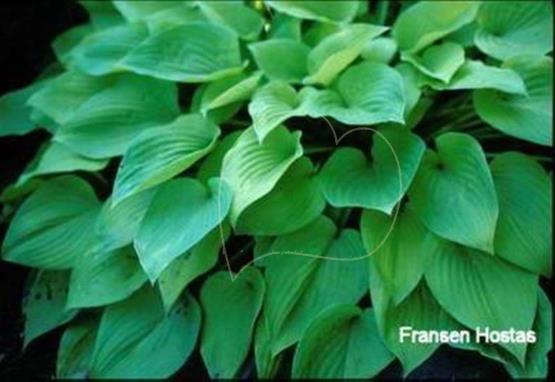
[
  {"left": 292, "top": 305, "right": 393, "bottom": 378},
  {"left": 42, "top": 73, "right": 180, "bottom": 159},
  {"left": 23, "top": 271, "right": 77, "bottom": 347},
  {"left": 304, "top": 62, "right": 406, "bottom": 125},
  {"left": 221, "top": 126, "right": 303, "bottom": 224},
  {"left": 268, "top": 13, "right": 302, "bottom": 40},
  {"left": 266, "top": 0, "right": 360, "bottom": 23},
  {"left": 199, "top": 71, "right": 263, "bottom": 115},
  {"left": 249, "top": 39, "right": 310, "bottom": 83},
  {"left": 475, "top": 1, "right": 553, "bottom": 60},
  {"left": 474, "top": 55, "right": 553, "bottom": 146},
  {"left": 191, "top": 83, "right": 242, "bottom": 125},
  {"left": 17, "top": 142, "right": 108, "bottom": 186},
  {"left": 402, "top": 42, "right": 465, "bottom": 83},
  {"left": 319, "top": 128, "right": 424, "bottom": 213},
  {"left": 426, "top": 240, "right": 538, "bottom": 363},
  {"left": 69, "top": 23, "right": 149, "bottom": 76},
  {"left": 80, "top": 0, "right": 125, "bottom": 29},
  {"left": 361, "top": 206, "right": 437, "bottom": 305},
  {"left": 112, "top": 0, "right": 183, "bottom": 22},
  {"left": 249, "top": 81, "right": 308, "bottom": 141},
  {"left": 113, "top": 114, "right": 220, "bottom": 204},
  {"left": 0, "top": 81, "right": 43, "bottom": 137},
  {"left": 94, "top": 190, "right": 156, "bottom": 253},
  {"left": 197, "top": 131, "right": 242, "bottom": 182},
  {"left": 57, "top": 316, "right": 99, "bottom": 379},
  {"left": 506, "top": 288, "right": 552, "bottom": 378},
  {"left": 158, "top": 225, "right": 230, "bottom": 312},
  {"left": 67, "top": 246, "right": 147, "bottom": 309},
  {"left": 27, "top": 70, "right": 114, "bottom": 125},
  {"left": 197, "top": 1, "right": 264, "bottom": 41},
  {"left": 392, "top": 1, "right": 479, "bottom": 52},
  {"left": 420, "top": 60, "right": 527, "bottom": 94},
  {"left": 2, "top": 176, "right": 100, "bottom": 269},
  {"left": 254, "top": 311, "right": 283, "bottom": 379},
  {"left": 370, "top": 268, "right": 457, "bottom": 375},
  {"left": 200, "top": 268, "right": 265, "bottom": 378},
  {"left": 262, "top": 217, "right": 368, "bottom": 354},
  {"left": 361, "top": 37, "right": 398, "bottom": 64},
  {"left": 134, "top": 177, "right": 232, "bottom": 282},
  {"left": 235, "top": 157, "right": 325, "bottom": 236},
  {"left": 490, "top": 152, "right": 552, "bottom": 277},
  {"left": 90, "top": 287, "right": 200, "bottom": 378},
  {"left": 119, "top": 22, "right": 244, "bottom": 82},
  {"left": 409, "top": 133, "right": 498, "bottom": 254},
  {"left": 304, "top": 23, "right": 388, "bottom": 85}
]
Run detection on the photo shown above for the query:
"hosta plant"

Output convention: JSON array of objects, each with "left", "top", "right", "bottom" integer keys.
[{"left": 0, "top": 0, "right": 552, "bottom": 379}]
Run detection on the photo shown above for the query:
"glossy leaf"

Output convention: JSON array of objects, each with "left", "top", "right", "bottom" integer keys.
[
  {"left": 304, "top": 23, "right": 388, "bottom": 85},
  {"left": 23, "top": 271, "right": 77, "bottom": 347},
  {"left": 57, "top": 316, "right": 99, "bottom": 379},
  {"left": 402, "top": 42, "right": 465, "bottom": 83},
  {"left": 90, "top": 287, "right": 200, "bottom": 378},
  {"left": 491, "top": 152, "right": 552, "bottom": 276},
  {"left": 426, "top": 240, "right": 538, "bottom": 363},
  {"left": 113, "top": 114, "right": 220, "bottom": 204},
  {"left": 266, "top": 0, "right": 360, "bottom": 23},
  {"left": 119, "top": 22, "right": 243, "bottom": 82},
  {"left": 393, "top": 1, "right": 479, "bottom": 52},
  {"left": 221, "top": 126, "right": 303, "bottom": 224},
  {"left": 319, "top": 128, "right": 424, "bottom": 213},
  {"left": 235, "top": 157, "right": 325, "bottom": 236},
  {"left": 67, "top": 246, "right": 147, "bottom": 309},
  {"left": 474, "top": 55, "right": 553, "bottom": 146},
  {"left": 409, "top": 133, "right": 498, "bottom": 253},
  {"left": 361, "top": 207, "right": 437, "bottom": 305},
  {"left": 200, "top": 268, "right": 265, "bottom": 378},
  {"left": 249, "top": 39, "right": 310, "bottom": 83},
  {"left": 134, "top": 178, "right": 231, "bottom": 282},
  {"left": 292, "top": 305, "right": 393, "bottom": 378},
  {"left": 475, "top": 1, "right": 553, "bottom": 60},
  {"left": 2, "top": 176, "right": 100, "bottom": 269},
  {"left": 261, "top": 217, "right": 368, "bottom": 355}
]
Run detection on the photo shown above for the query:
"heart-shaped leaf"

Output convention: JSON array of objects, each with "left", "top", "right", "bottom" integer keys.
[
  {"left": 67, "top": 246, "right": 147, "bottom": 309},
  {"left": 420, "top": 60, "right": 527, "bottom": 94},
  {"left": 249, "top": 39, "right": 310, "bottom": 83},
  {"left": 402, "top": 42, "right": 465, "bottom": 83},
  {"left": 393, "top": 1, "right": 479, "bottom": 52},
  {"left": 490, "top": 152, "right": 552, "bottom": 277},
  {"left": 304, "top": 62, "right": 406, "bottom": 125},
  {"left": 475, "top": 1, "right": 553, "bottom": 60},
  {"left": 474, "top": 55, "right": 553, "bottom": 146},
  {"left": 157, "top": 225, "right": 229, "bottom": 312},
  {"left": 134, "top": 177, "right": 232, "bottom": 282},
  {"left": 235, "top": 157, "right": 325, "bottom": 236},
  {"left": 200, "top": 268, "right": 265, "bottom": 378},
  {"left": 119, "top": 22, "right": 244, "bottom": 82},
  {"left": 89, "top": 287, "right": 200, "bottom": 378},
  {"left": 361, "top": 206, "right": 437, "bottom": 305},
  {"left": 2, "top": 176, "right": 101, "bottom": 269},
  {"left": 409, "top": 133, "right": 498, "bottom": 253},
  {"left": 261, "top": 216, "right": 368, "bottom": 355},
  {"left": 425, "top": 240, "right": 538, "bottom": 363},
  {"left": 319, "top": 128, "right": 424, "bottom": 213},
  {"left": 292, "top": 305, "right": 394, "bottom": 378},
  {"left": 304, "top": 23, "right": 388, "bottom": 85},
  {"left": 113, "top": 114, "right": 220, "bottom": 204},
  {"left": 221, "top": 126, "right": 303, "bottom": 224}
]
